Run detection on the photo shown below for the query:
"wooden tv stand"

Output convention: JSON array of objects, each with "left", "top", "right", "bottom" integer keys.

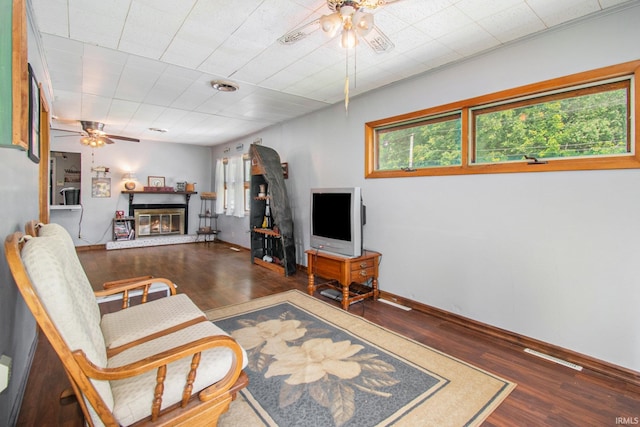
[{"left": 306, "top": 249, "right": 381, "bottom": 310}]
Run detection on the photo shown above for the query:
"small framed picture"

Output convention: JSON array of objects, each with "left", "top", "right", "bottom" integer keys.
[
  {"left": 92, "top": 177, "right": 111, "bottom": 198},
  {"left": 148, "top": 176, "right": 165, "bottom": 187},
  {"left": 28, "top": 64, "right": 40, "bottom": 164}
]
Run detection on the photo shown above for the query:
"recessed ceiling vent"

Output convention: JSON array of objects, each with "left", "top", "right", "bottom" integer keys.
[{"left": 210, "top": 80, "right": 239, "bottom": 92}]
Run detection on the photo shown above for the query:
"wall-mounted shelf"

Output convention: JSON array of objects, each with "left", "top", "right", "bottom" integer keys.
[{"left": 50, "top": 205, "right": 82, "bottom": 211}]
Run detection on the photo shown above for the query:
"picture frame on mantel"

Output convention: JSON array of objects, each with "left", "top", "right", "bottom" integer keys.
[
  {"left": 27, "top": 63, "right": 40, "bottom": 163},
  {"left": 148, "top": 176, "right": 165, "bottom": 187}
]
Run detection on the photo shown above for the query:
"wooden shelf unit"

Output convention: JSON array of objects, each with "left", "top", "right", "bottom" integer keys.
[{"left": 249, "top": 144, "right": 296, "bottom": 276}]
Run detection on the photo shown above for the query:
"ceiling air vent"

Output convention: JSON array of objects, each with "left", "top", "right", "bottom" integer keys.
[{"left": 210, "top": 80, "right": 239, "bottom": 92}]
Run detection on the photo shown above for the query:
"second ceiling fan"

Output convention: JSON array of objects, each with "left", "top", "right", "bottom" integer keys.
[{"left": 77, "top": 121, "right": 140, "bottom": 147}]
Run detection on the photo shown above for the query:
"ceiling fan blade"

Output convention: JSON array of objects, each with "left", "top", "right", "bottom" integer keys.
[
  {"left": 106, "top": 134, "right": 140, "bottom": 142},
  {"left": 51, "top": 128, "right": 84, "bottom": 135},
  {"left": 98, "top": 136, "right": 115, "bottom": 145},
  {"left": 362, "top": 25, "right": 395, "bottom": 53},
  {"left": 278, "top": 18, "right": 320, "bottom": 45}
]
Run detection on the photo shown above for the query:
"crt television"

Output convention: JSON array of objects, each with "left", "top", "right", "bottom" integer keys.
[{"left": 310, "top": 187, "right": 365, "bottom": 258}]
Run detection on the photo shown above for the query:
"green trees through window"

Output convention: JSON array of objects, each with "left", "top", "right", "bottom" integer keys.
[
  {"left": 365, "top": 61, "right": 640, "bottom": 178},
  {"left": 473, "top": 81, "right": 629, "bottom": 164},
  {"left": 377, "top": 113, "right": 461, "bottom": 170}
]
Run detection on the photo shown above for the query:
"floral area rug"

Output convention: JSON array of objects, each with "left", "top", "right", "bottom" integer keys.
[{"left": 207, "top": 290, "right": 515, "bottom": 427}]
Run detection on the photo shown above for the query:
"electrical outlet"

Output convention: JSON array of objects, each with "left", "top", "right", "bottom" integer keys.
[{"left": 0, "top": 354, "right": 11, "bottom": 393}]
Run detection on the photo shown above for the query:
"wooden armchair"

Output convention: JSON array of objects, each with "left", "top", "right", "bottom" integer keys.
[{"left": 5, "top": 230, "right": 248, "bottom": 426}]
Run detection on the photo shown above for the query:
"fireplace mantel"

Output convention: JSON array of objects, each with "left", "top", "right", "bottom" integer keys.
[{"left": 122, "top": 191, "right": 197, "bottom": 234}]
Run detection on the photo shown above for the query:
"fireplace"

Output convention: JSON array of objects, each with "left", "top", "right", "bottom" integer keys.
[{"left": 134, "top": 208, "right": 185, "bottom": 237}]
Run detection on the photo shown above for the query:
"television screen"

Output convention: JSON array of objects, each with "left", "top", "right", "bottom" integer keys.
[
  {"left": 312, "top": 193, "right": 351, "bottom": 241},
  {"left": 310, "top": 187, "right": 363, "bottom": 257}
]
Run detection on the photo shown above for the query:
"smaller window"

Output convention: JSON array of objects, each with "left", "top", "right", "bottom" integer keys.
[{"left": 376, "top": 113, "right": 462, "bottom": 171}]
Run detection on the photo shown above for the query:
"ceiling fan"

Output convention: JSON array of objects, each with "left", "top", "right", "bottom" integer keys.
[
  {"left": 278, "top": 0, "right": 401, "bottom": 53},
  {"left": 53, "top": 120, "right": 140, "bottom": 148}
]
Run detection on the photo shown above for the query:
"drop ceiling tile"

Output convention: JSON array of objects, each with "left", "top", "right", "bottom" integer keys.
[
  {"left": 114, "top": 56, "right": 167, "bottom": 102},
  {"left": 118, "top": 1, "right": 194, "bottom": 59},
  {"left": 68, "top": 0, "right": 131, "bottom": 49},
  {"left": 80, "top": 93, "right": 113, "bottom": 121},
  {"left": 41, "top": 33, "right": 83, "bottom": 53},
  {"left": 385, "top": 0, "right": 454, "bottom": 25},
  {"left": 105, "top": 99, "right": 140, "bottom": 123},
  {"left": 51, "top": 90, "right": 82, "bottom": 120},
  {"left": 599, "top": 0, "right": 632, "bottom": 6},
  {"left": 233, "top": 0, "right": 317, "bottom": 49},
  {"left": 30, "top": 0, "right": 69, "bottom": 37},
  {"left": 170, "top": 77, "right": 219, "bottom": 111},
  {"left": 438, "top": 23, "right": 501, "bottom": 57},
  {"left": 198, "top": 36, "right": 265, "bottom": 78},
  {"left": 143, "top": 71, "right": 199, "bottom": 107},
  {"left": 81, "top": 45, "right": 128, "bottom": 98},
  {"left": 455, "top": 0, "right": 524, "bottom": 21},
  {"left": 404, "top": 39, "right": 462, "bottom": 68},
  {"left": 527, "top": 0, "right": 601, "bottom": 27},
  {"left": 161, "top": 34, "right": 219, "bottom": 70},
  {"left": 479, "top": 3, "right": 547, "bottom": 43},
  {"left": 413, "top": 5, "right": 475, "bottom": 39}
]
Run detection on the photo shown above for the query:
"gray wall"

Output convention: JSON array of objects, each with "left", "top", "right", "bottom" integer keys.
[
  {"left": 50, "top": 137, "right": 213, "bottom": 246},
  {"left": 215, "top": 3, "right": 640, "bottom": 372},
  {"left": 0, "top": 8, "right": 49, "bottom": 425},
  {"left": 0, "top": 148, "right": 39, "bottom": 427}
]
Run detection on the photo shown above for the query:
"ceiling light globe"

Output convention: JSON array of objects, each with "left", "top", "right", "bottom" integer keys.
[
  {"left": 353, "top": 11, "right": 374, "bottom": 36},
  {"left": 341, "top": 28, "right": 358, "bottom": 49},
  {"left": 320, "top": 12, "right": 342, "bottom": 37}
]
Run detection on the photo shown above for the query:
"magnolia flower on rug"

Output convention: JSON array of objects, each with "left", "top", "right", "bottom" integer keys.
[{"left": 208, "top": 290, "right": 515, "bottom": 427}]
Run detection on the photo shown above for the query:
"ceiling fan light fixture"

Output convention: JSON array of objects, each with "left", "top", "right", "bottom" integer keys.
[
  {"left": 320, "top": 12, "right": 342, "bottom": 37},
  {"left": 210, "top": 80, "right": 239, "bottom": 92},
  {"left": 353, "top": 11, "right": 374, "bottom": 36}
]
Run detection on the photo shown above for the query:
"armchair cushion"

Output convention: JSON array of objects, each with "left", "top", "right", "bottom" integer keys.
[
  {"left": 101, "top": 293, "right": 205, "bottom": 350},
  {"left": 21, "top": 235, "right": 115, "bottom": 412}
]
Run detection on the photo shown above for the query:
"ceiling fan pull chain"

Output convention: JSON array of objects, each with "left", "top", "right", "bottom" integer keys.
[{"left": 344, "top": 48, "right": 350, "bottom": 113}]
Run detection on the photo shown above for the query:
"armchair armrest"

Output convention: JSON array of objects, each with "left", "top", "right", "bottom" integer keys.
[
  {"left": 103, "top": 275, "right": 155, "bottom": 289},
  {"left": 73, "top": 334, "right": 245, "bottom": 420},
  {"left": 94, "top": 277, "right": 177, "bottom": 309},
  {"left": 74, "top": 335, "right": 243, "bottom": 380}
]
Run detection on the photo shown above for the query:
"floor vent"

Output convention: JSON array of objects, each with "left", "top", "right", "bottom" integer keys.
[
  {"left": 378, "top": 298, "right": 412, "bottom": 311},
  {"left": 524, "top": 348, "right": 583, "bottom": 371}
]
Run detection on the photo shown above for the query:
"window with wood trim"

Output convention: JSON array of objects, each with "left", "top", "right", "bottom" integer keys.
[
  {"left": 365, "top": 61, "right": 640, "bottom": 178},
  {"left": 218, "top": 155, "right": 250, "bottom": 215}
]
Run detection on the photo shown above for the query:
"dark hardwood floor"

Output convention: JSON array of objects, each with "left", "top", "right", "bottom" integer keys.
[{"left": 16, "top": 241, "right": 640, "bottom": 426}]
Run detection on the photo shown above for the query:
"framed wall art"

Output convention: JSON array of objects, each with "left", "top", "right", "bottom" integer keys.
[
  {"left": 92, "top": 177, "right": 111, "bottom": 198},
  {"left": 148, "top": 176, "right": 165, "bottom": 187},
  {"left": 28, "top": 63, "right": 40, "bottom": 163}
]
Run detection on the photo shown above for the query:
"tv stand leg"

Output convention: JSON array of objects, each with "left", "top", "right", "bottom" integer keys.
[
  {"left": 307, "top": 271, "right": 316, "bottom": 296},
  {"left": 341, "top": 285, "right": 350, "bottom": 311}
]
